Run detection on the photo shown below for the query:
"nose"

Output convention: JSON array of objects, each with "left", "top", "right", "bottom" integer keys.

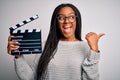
[{"left": 64, "top": 17, "right": 69, "bottom": 23}]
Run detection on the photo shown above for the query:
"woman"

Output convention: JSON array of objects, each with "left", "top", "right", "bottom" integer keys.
[{"left": 7, "top": 3, "right": 104, "bottom": 80}]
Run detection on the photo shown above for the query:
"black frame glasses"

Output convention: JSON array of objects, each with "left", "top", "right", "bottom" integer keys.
[{"left": 57, "top": 14, "right": 77, "bottom": 23}]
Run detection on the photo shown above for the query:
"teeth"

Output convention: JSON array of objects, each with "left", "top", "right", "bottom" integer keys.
[
  {"left": 63, "top": 26, "right": 71, "bottom": 33},
  {"left": 64, "top": 26, "right": 71, "bottom": 29}
]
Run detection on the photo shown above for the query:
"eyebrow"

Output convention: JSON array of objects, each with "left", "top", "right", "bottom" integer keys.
[{"left": 58, "top": 12, "right": 75, "bottom": 16}]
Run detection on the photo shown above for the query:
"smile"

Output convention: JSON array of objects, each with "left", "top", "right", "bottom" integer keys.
[{"left": 63, "top": 26, "right": 72, "bottom": 33}]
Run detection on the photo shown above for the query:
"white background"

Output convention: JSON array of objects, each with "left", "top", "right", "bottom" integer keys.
[{"left": 0, "top": 0, "right": 120, "bottom": 80}]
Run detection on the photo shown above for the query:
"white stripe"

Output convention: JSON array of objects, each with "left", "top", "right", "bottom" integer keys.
[
  {"left": 32, "top": 15, "right": 38, "bottom": 19},
  {"left": 19, "top": 22, "right": 24, "bottom": 26},
  {"left": 12, "top": 26, "right": 17, "bottom": 29},
  {"left": 21, "top": 30, "right": 25, "bottom": 33},
  {"left": 25, "top": 18, "right": 31, "bottom": 22},
  {"left": 36, "top": 29, "right": 40, "bottom": 32},
  {"left": 29, "top": 29, "right": 33, "bottom": 32},
  {"left": 13, "top": 30, "right": 18, "bottom": 33}
]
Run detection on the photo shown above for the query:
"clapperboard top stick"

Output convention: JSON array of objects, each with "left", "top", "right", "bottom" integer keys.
[{"left": 9, "top": 15, "right": 39, "bottom": 34}]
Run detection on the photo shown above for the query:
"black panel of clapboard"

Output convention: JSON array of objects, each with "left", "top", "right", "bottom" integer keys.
[{"left": 11, "top": 29, "right": 42, "bottom": 55}]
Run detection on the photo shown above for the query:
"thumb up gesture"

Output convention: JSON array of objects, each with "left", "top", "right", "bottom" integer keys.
[{"left": 85, "top": 32, "right": 105, "bottom": 53}]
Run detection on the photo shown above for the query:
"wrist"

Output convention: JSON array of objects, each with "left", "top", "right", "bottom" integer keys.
[
  {"left": 15, "top": 55, "right": 22, "bottom": 59},
  {"left": 92, "top": 49, "right": 100, "bottom": 53},
  {"left": 90, "top": 45, "right": 99, "bottom": 52}
]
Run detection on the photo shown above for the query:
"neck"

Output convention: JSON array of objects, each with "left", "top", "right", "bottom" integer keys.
[{"left": 60, "top": 37, "right": 78, "bottom": 41}]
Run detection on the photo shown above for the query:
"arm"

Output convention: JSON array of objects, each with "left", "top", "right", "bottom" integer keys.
[
  {"left": 7, "top": 35, "right": 40, "bottom": 80},
  {"left": 81, "top": 50, "right": 100, "bottom": 80},
  {"left": 14, "top": 56, "right": 35, "bottom": 80},
  {"left": 14, "top": 54, "right": 40, "bottom": 80},
  {"left": 81, "top": 32, "right": 104, "bottom": 80},
  {"left": 7, "top": 35, "right": 46, "bottom": 80},
  {"left": 14, "top": 41, "right": 45, "bottom": 80}
]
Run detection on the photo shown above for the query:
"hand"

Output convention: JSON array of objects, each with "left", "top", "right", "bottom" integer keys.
[
  {"left": 85, "top": 32, "right": 105, "bottom": 52},
  {"left": 7, "top": 35, "right": 22, "bottom": 58}
]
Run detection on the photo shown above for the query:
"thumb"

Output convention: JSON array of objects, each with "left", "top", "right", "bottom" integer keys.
[{"left": 98, "top": 33, "right": 105, "bottom": 39}]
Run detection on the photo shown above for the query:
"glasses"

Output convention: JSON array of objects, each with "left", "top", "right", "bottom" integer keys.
[{"left": 57, "top": 15, "right": 77, "bottom": 23}]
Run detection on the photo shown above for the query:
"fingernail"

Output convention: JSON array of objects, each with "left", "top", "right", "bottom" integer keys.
[
  {"left": 17, "top": 46, "right": 19, "bottom": 48},
  {"left": 16, "top": 42, "right": 20, "bottom": 44}
]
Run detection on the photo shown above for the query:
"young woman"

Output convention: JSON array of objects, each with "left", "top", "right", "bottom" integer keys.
[{"left": 7, "top": 3, "right": 104, "bottom": 80}]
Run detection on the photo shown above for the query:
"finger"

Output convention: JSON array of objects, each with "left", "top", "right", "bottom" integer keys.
[
  {"left": 8, "top": 35, "right": 14, "bottom": 41},
  {"left": 98, "top": 33, "right": 105, "bottom": 38},
  {"left": 9, "top": 44, "right": 19, "bottom": 48},
  {"left": 11, "top": 46, "right": 19, "bottom": 50},
  {"left": 8, "top": 46, "right": 19, "bottom": 54},
  {"left": 86, "top": 32, "right": 97, "bottom": 39},
  {"left": 86, "top": 32, "right": 95, "bottom": 36},
  {"left": 7, "top": 41, "right": 19, "bottom": 53},
  {"left": 86, "top": 32, "right": 97, "bottom": 37},
  {"left": 8, "top": 41, "right": 19, "bottom": 46}
]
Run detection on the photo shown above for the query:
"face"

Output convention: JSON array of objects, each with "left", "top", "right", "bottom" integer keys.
[{"left": 57, "top": 7, "right": 77, "bottom": 41}]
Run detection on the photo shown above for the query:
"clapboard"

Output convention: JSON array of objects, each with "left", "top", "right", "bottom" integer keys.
[{"left": 9, "top": 15, "right": 42, "bottom": 55}]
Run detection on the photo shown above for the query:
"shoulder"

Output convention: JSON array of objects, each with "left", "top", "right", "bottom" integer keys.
[
  {"left": 33, "top": 54, "right": 41, "bottom": 65},
  {"left": 79, "top": 41, "right": 91, "bottom": 57},
  {"left": 79, "top": 41, "right": 90, "bottom": 49}
]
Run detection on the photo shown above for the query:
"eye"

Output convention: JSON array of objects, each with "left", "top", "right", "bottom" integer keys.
[
  {"left": 58, "top": 16, "right": 65, "bottom": 20},
  {"left": 69, "top": 15, "right": 76, "bottom": 19}
]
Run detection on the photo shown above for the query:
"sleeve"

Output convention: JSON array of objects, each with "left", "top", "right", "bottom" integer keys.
[
  {"left": 81, "top": 50, "right": 100, "bottom": 80},
  {"left": 14, "top": 54, "right": 40, "bottom": 80},
  {"left": 14, "top": 41, "right": 46, "bottom": 80}
]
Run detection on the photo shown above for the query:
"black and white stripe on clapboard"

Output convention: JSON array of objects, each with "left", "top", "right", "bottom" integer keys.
[{"left": 9, "top": 15, "right": 39, "bottom": 34}]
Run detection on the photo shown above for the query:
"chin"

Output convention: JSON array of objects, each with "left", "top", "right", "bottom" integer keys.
[{"left": 63, "top": 35, "right": 73, "bottom": 39}]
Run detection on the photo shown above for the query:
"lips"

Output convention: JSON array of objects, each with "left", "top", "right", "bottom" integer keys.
[{"left": 63, "top": 26, "right": 72, "bottom": 33}]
